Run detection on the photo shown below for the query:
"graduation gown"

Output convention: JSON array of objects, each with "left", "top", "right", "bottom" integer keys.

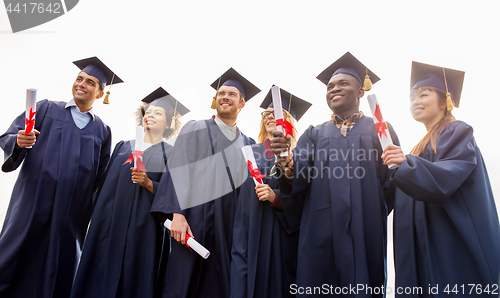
[
  {"left": 0, "top": 99, "right": 111, "bottom": 298},
  {"left": 231, "top": 141, "right": 299, "bottom": 298},
  {"left": 70, "top": 140, "right": 171, "bottom": 298},
  {"left": 151, "top": 118, "right": 254, "bottom": 298},
  {"left": 393, "top": 121, "right": 500, "bottom": 297},
  {"left": 278, "top": 115, "right": 398, "bottom": 297}
]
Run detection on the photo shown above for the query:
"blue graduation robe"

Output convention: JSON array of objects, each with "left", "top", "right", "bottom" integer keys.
[
  {"left": 70, "top": 140, "right": 171, "bottom": 298},
  {"left": 278, "top": 115, "right": 398, "bottom": 297},
  {"left": 393, "top": 121, "right": 500, "bottom": 297},
  {"left": 231, "top": 141, "right": 299, "bottom": 298},
  {"left": 0, "top": 99, "right": 111, "bottom": 298},
  {"left": 151, "top": 118, "right": 254, "bottom": 298}
]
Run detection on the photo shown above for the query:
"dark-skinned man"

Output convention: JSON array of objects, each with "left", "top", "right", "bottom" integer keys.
[{"left": 271, "top": 52, "right": 399, "bottom": 297}]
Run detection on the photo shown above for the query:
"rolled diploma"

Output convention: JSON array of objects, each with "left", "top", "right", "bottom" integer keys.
[
  {"left": 133, "top": 127, "right": 144, "bottom": 182},
  {"left": 25, "top": 88, "right": 37, "bottom": 148},
  {"left": 241, "top": 145, "right": 262, "bottom": 186},
  {"left": 164, "top": 219, "right": 210, "bottom": 259},
  {"left": 367, "top": 94, "right": 398, "bottom": 169},
  {"left": 271, "top": 85, "right": 288, "bottom": 157}
]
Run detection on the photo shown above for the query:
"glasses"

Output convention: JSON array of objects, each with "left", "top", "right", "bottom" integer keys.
[{"left": 261, "top": 109, "right": 287, "bottom": 119}]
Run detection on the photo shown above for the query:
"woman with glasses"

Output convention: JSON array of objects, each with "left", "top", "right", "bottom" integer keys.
[{"left": 231, "top": 86, "right": 311, "bottom": 298}]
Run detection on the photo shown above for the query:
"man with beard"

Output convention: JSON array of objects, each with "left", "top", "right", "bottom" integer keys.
[{"left": 151, "top": 68, "right": 259, "bottom": 298}]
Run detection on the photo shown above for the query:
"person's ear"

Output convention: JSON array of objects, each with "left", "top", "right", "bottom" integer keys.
[
  {"left": 96, "top": 91, "right": 104, "bottom": 99},
  {"left": 357, "top": 88, "right": 365, "bottom": 99},
  {"left": 239, "top": 100, "right": 245, "bottom": 109}
]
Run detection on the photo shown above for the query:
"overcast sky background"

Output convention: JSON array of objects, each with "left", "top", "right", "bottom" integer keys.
[{"left": 1, "top": 1, "right": 499, "bottom": 294}]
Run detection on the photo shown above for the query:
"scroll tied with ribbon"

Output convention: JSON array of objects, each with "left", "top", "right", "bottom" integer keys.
[
  {"left": 164, "top": 219, "right": 210, "bottom": 259},
  {"left": 241, "top": 145, "right": 265, "bottom": 186},
  {"left": 367, "top": 94, "right": 398, "bottom": 170}
]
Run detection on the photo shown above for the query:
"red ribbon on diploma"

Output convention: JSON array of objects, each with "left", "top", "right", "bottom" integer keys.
[
  {"left": 123, "top": 150, "right": 147, "bottom": 172},
  {"left": 276, "top": 118, "right": 294, "bottom": 138},
  {"left": 373, "top": 104, "right": 388, "bottom": 138},
  {"left": 247, "top": 160, "right": 265, "bottom": 184},
  {"left": 25, "top": 108, "right": 37, "bottom": 135},
  {"left": 185, "top": 234, "right": 193, "bottom": 251}
]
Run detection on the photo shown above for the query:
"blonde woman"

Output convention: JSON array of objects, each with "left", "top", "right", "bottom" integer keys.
[{"left": 231, "top": 86, "right": 311, "bottom": 298}]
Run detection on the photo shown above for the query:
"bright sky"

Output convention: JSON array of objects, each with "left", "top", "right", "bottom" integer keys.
[{"left": 1, "top": 1, "right": 499, "bottom": 295}]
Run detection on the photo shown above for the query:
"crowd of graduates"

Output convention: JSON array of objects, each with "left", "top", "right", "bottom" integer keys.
[{"left": 0, "top": 52, "right": 499, "bottom": 298}]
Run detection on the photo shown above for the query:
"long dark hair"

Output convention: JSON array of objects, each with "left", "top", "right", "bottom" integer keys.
[{"left": 410, "top": 87, "right": 456, "bottom": 157}]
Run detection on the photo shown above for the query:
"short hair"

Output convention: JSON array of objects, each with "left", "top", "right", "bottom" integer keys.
[{"left": 98, "top": 81, "right": 104, "bottom": 92}]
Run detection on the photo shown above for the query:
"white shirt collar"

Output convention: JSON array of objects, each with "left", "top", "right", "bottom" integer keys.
[
  {"left": 214, "top": 115, "right": 237, "bottom": 141},
  {"left": 65, "top": 98, "right": 95, "bottom": 120}
]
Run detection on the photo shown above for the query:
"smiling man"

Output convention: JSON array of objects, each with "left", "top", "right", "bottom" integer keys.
[
  {"left": 151, "top": 68, "right": 260, "bottom": 298},
  {"left": 0, "top": 57, "right": 122, "bottom": 298},
  {"left": 270, "top": 52, "right": 399, "bottom": 297}
]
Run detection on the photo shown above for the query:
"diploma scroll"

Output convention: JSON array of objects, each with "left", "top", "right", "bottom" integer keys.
[
  {"left": 25, "top": 88, "right": 37, "bottom": 148},
  {"left": 164, "top": 219, "right": 210, "bottom": 259},
  {"left": 134, "top": 127, "right": 144, "bottom": 170},
  {"left": 367, "top": 94, "right": 398, "bottom": 169},
  {"left": 132, "top": 127, "right": 145, "bottom": 183},
  {"left": 271, "top": 85, "right": 288, "bottom": 157},
  {"left": 123, "top": 127, "right": 146, "bottom": 177},
  {"left": 241, "top": 145, "right": 265, "bottom": 185}
]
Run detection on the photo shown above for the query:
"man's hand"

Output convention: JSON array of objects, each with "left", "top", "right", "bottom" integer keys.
[
  {"left": 381, "top": 144, "right": 406, "bottom": 166},
  {"left": 16, "top": 129, "right": 39, "bottom": 148},
  {"left": 270, "top": 130, "right": 291, "bottom": 157},
  {"left": 170, "top": 213, "right": 194, "bottom": 245},
  {"left": 130, "top": 168, "right": 154, "bottom": 193},
  {"left": 255, "top": 183, "right": 276, "bottom": 203}
]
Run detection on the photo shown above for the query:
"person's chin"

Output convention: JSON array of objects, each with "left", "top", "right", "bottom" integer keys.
[{"left": 218, "top": 108, "right": 235, "bottom": 117}]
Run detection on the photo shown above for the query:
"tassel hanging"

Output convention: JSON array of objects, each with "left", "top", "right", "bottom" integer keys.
[
  {"left": 102, "top": 73, "right": 115, "bottom": 105},
  {"left": 170, "top": 116, "right": 176, "bottom": 130},
  {"left": 363, "top": 74, "right": 372, "bottom": 91},
  {"left": 446, "top": 92, "right": 454, "bottom": 111},
  {"left": 212, "top": 76, "right": 222, "bottom": 109},
  {"left": 103, "top": 91, "right": 110, "bottom": 104},
  {"left": 211, "top": 96, "right": 217, "bottom": 109},
  {"left": 443, "top": 68, "right": 454, "bottom": 112}
]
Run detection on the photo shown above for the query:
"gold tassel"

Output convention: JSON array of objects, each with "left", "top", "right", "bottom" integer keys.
[
  {"left": 212, "top": 75, "right": 222, "bottom": 109},
  {"left": 103, "top": 91, "right": 110, "bottom": 104},
  {"left": 443, "top": 68, "right": 454, "bottom": 112},
  {"left": 446, "top": 92, "right": 454, "bottom": 111},
  {"left": 363, "top": 74, "right": 372, "bottom": 91},
  {"left": 211, "top": 96, "right": 217, "bottom": 109},
  {"left": 102, "top": 73, "right": 115, "bottom": 105},
  {"left": 170, "top": 98, "right": 178, "bottom": 129},
  {"left": 170, "top": 116, "right": 176, "bottom": 130}
]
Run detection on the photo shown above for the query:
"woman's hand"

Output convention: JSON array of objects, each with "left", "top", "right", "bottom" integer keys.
[
  {"left": 130, "top": 168, "right": 154, "bottom": 193},
  {"left": 381, "top": 144, "right": 406, "bottom": 166},
  {"left": 255, "top": 184, "right": 276, "bottom": 203}
]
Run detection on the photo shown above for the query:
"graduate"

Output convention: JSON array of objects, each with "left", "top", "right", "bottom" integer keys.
[
  {"left": 231, "top": 86, "right": 311, "bottom": 298},
  {"left": 151, "top": 68, "right": 259, "bottom": 298},
  {"left": 382, "top": 62, "right": 500, "bottom": 295},
  {"left": 0, "top": 57, "right": 122, "bottom": 298},
  {"left": 70, "top": 87, "right": 189, "bottom": 298},
  {"left": 270, "top": 52, "right": 399, "bottom": 296}
]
